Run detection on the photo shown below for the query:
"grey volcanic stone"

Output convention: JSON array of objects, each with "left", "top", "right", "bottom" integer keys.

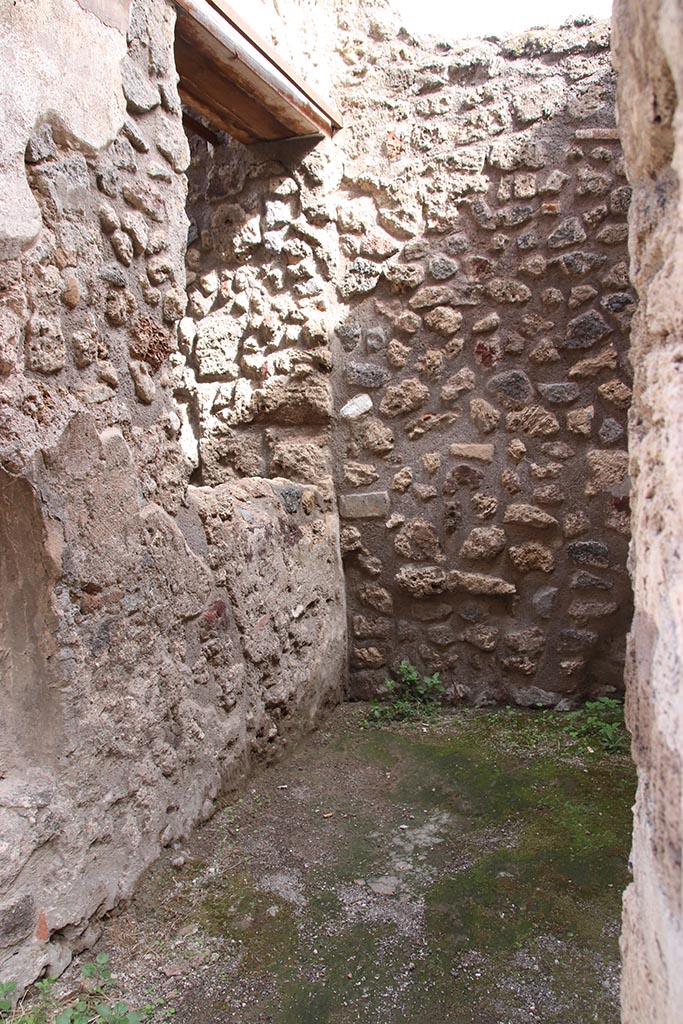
[
  {"left": 339, "top": 258, "right": 382, "bottom": 298},
  {"left": 599, "top": 417, "right": 625, "bottom": 444},
  {"left": 571, "top": 571, "right": 613, "bottom": 590},
  {"left": 121, "top": 55, "right": 161, "bottom": 113},
  {"left": 532, "top": 585, "right": 558, "bottom": 618},
  {"left": 345, "top": 362, "right": 390, "bottom": 389},
  {"left": 555, "top": 251, "right": 607, "bottom": 275},
  {"left": 563, "top": 310, "right": 612, "bottom": 349},
  {"left": 0, "top": 895, "right": 35, "bottom": 944},
  {"left": 459, "top": 526, "right": 507, "bottom": 559},
  {"left": 557, "top": 629, "right": 599, "bottom": 651},
  {"left": 567, "top": 540, "right": 610, "bottom": 567},
  {"left": 487, "top": 369, "right": 535, "bottom": 408},
  {"left": 396, "top": 565, "right": 448, "bottom": 597},
  {"left": 335, "top": 319, "right": 362, "bottom": 351},
  {"left": 429, "top": 255, "right": 459, "bottom": 279},
  {"left": 547, "top": 217, "right": 587, "bottom": 248},
  {"left": 537, "top": 382, "right": 580, "bottom": 404}
]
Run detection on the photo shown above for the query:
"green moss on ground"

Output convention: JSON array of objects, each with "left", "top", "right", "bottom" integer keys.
[{"left": 93, "top": 707, "right": 634, "bottom": 1024}]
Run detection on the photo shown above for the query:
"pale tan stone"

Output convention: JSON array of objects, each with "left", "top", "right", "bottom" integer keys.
[
  {"left": 614, "top": 4, "right": 683, "bottom": 1016},
  {"left": 449, "top": 443, "right": 494, "bottom": 462}
]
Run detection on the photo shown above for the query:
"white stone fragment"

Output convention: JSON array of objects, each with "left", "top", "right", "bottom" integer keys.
[{"left": 340, "top": 394, "right": 373, "bottom": 419}]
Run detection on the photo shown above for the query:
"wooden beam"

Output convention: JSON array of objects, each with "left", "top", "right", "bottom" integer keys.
[
  {"left": 174, "top": 0, "right": 341, "bottom": 143},
  {"left": 176, "top": 30, "right": 292, "bottom": 142},
  {"left": 205, "top": 0, "right": 343, "bottom": 131}
]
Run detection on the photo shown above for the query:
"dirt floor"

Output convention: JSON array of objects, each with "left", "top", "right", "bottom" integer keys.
[{"left": 68, "top": 705, "right": 635, "bottom": 1024}]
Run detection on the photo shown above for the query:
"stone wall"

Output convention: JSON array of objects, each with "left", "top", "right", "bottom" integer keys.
[
  {"left": 0, "top": 0, "right": 131, "bottom": 258},
  {"left": 613, "top": 1, "right": 683, "bottom": 1021},
  {"left": 178, "top": 133, "right": 342, "bottom": 495},
  {"left": 0, "top": 0, "right": 642, "bottom": 995},
  {"left": 183, "top": 13, "right": 634, "bottom": 708},
  {"left": 333, "top": 18, "right": 634, "bottom": 705},
  {"left": 0, "top": 0, "right": 345, "bottom": 990}
]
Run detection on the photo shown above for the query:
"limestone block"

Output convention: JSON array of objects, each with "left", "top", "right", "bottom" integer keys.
[
  {"left": 394, "top": 519, "right": 443, "bottom": 562},
  {"left": 423, "top": 306, "right": 464, "bottom": 335},
  {"left": 338, "top": 492, "right": 390, "bottom": 519},
  {"left": 128, "top": 359, "right": 155, "bottom": 404},
  {"left": 344, "top": 462, "right": 380, "bottom": 487},
  {"left": 459, "top": 526, "right": 507, "bottom": 559},
  {"left": 340, "top": 394, "right": 373, "bottom": 419},
  {"left": 447, "top": 570, "right": 516, "bottom": 596},
  {"left": 470, "top": 397, "right": 501, "bottom": 433},
  {"left": 585, "top": 450, "right": 629, "bottom": 495},
  {"left": 392, "top": 467, "right": 413, "bottom": 492},
  {"left": 504, "top": 504, "right": 559, "bottom": 528},
  {"left": 25, "top": 317, "right": 65, "bottom": 374},
  {"left": 484, "top": 278, "right": 532, "bottom": 303},
  {"left": 383, "top": 262, "right": 425, "bottom": 292},
  {"left": 598, "top": 379, "right": 632, "bottom": 408},
  {"left": 449, "top": 443, "right": 494, "bottom": 462},
  {"left": 359, "top": 584, "right": 393, "bottom": 614},
  {"left": 395, "top": 565, "right": 448, "bottom": 598}
]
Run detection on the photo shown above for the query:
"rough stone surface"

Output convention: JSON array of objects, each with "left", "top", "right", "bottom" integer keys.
[
  {"left": 331, "top": 13, "right": 631, "bottom": 708},
  {"left": 614, "top": 2, "right": 683, "bottom": 1020},
  {"left": 0, "top": 0, "right": 640, "bottom": 995},
  {"left": 0, "top": 0, "right": 130, "bottom": 257},
  {"left": 338, "top": 491, "right": 390, "bottom": 519},
  {"left": 0, "top": 0, "right": 346, "bottom": 993}
]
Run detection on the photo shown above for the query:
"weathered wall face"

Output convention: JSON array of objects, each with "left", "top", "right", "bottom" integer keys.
[
  {"left": 0, "top": 0, "right": 640, "bottom": 993},
  {"left": 0, "top": 0, "right": 345, "bottom": 990},
  {"left": 333, "top": 18, "right": 634, "bottom": 705},
  {"left": 183, "top": 13, "right": 634, "bottom": 707},
  {"left": 0, "top": 0, "right": 131, "bottom": 258},
  {"left": 178, "top": 133, "right": 341, "bottom": 494},
  {"left": 613, "top": 1, "right": 683, "bottom": 1021}
]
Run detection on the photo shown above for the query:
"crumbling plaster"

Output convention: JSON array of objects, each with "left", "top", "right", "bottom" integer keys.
[{"left": 0, "top": 0, "right": 132, "bottom": 258}]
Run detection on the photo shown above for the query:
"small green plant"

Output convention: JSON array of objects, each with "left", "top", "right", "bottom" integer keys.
[
  {"left": 0, "top": 983, "right": 17, "bottom": 1017},
  {"left": 563, "top": 696, "right": 628, "bottom": 753},
  {"left": 1, "top": 955, "right": 156, "bottom": 1024},
  {"left": 141, "top": 998, "right": 173, "bottom": 1022},
  {"left": 366, "top": 659, "right": 445, "bottom": 724}
]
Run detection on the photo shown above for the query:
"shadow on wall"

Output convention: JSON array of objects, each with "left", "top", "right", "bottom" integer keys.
[{"left": 0, "top": 470, "right": 63, "bottom": 775}]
